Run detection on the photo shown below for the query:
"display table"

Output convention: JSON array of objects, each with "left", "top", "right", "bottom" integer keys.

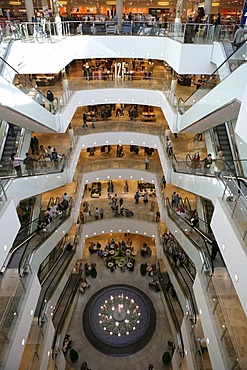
[{"left": 141, "top": 112, "right": 156, "bottom": 122}]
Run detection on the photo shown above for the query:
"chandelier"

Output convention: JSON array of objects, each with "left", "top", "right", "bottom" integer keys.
[{"left": 98, "top": 294, "right": 141, "bottom": 336}]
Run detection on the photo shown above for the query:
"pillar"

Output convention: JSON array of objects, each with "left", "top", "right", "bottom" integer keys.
[
  {"left": 24, "top": 0, "right": 34, "bottom": 22},
  {"left": 175, "top": 0, "right": 183, "bottom": 23},
  {"left": 116, "top": 0, "right": 123, "bottom": 33},
  {"left": 204, "top": 0, "right": 212, "bottom": 16}
]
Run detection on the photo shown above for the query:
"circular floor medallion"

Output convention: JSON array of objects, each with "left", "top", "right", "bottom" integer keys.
[{"left": 83, "top": 284, "right": 157, "bottom": 357}]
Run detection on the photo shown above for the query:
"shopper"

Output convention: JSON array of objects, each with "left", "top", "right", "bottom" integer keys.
[
  {"left": 145, "top": 156, "right": 150, "bottom": 170},
  {"left": 23, "top": 152, "right": 38, "bottom": 176},
  {"left": 10, "top": 153, "right": 23, "bottom": 177}
]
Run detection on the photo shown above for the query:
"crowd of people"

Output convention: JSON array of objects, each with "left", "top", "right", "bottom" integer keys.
[{"left": 9, "top": 136, "right": 64, "bottom": 177}]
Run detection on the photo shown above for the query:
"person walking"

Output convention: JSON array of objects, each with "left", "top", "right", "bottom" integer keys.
[
  {"left": 10, "top": 153, "right": 23, "bottom": 177},
  {"left": 145, "top": 156, "right": 150, "bottom": 170}
]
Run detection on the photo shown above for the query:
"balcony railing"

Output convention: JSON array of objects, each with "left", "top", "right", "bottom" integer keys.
[{"left": 1, "top": 20, "right": 235, "bottom": 44}]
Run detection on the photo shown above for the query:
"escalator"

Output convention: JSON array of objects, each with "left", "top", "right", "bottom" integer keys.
[
  {"left": 221, "top": 41, "right": 234, "bottom": 60},
  {"left": 36, "top": 246, "right": 76, "bottom": 322},
  {"left": 214, "top": 123, "right": 235, "bottom": 172},
  {"left": 0, "top": 122, "right": 20, "bottom": 176},
  {"left": 201, "top": 198, "right": 214, "bottom": 228}
]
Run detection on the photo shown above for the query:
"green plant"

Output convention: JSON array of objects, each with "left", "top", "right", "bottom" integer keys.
[
  {"left": 140, "top": 263, "right": 147, "bottom": 276},
  {"left": 70, "top": 348, "right": 79, "bottom": 362},
  {"left": 162, "top": 351, "right": 172, "bottom": 365},
  {"left": 91, "top": 265, "right": 97, "bottom": 278}
]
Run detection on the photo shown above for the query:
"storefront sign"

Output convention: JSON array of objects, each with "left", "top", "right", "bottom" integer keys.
[{"left": 241, "top": 0, "right": 247, "bottom": 24}]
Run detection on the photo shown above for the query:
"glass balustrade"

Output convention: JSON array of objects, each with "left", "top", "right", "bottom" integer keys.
[
  {"left": 178, "top": 40, "right": 247, "bottom": 113},
  {"left": 0, "top": 56, "right": 58, "bottom": 114},
  {"left": 0, "top": 155, "right": 66, "bottom": 178},
  {"left": 0, "top": 180, "right": 7, "bottom": 211},
  {"left": 2, "top": 20, "right": 226, "bottom": 44}
]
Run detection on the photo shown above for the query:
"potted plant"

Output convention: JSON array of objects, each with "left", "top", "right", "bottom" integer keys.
[
  {"left": 70, "top": 348, "right": 79, "bottom": 362},
  {"left": 91, "top": 265, "right": 97, "bottom": 278},
  {"left": 162, "top": 351, "right": 172, "bottom": 365},
  {"left": 140, "top": 263, "right": 147, "bottom": 276}
]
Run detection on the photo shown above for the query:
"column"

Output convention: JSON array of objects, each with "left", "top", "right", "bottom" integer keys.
[
  {"left": 175, "top": 0, "right": 183, "bottom": 23},
  {"left": 116, "top": 0, "right": 123, "bottom": 33},
  {"left": 24, "top": 0, "right": 34, "bottom": 22},
  {"left": 204, "top": 0, "right": 212, "bottom": 16},
  {"left": 52, "top": 0, "right": 63, "bottom": 37}
]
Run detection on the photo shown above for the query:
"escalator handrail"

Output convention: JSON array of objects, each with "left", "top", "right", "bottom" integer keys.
[
  {"left": 52, "top": 263, "right": 83, "bottom": 356},
  {"left": 163, "top": 246, "right": 197, "bottom": 325},
  {"left": 0, "top": 56, "right": 49, "bottom": 103},
  {"left": 18, "top": 204, "right": 72, "bottom": 275},
  {"left": 38, "top": 246, "right": 76, "bottom": 326},
  {"left": 183, "top": 154, "right": 241, "bottom": 186},
  {"left": 182, "top": 197, "right": 213, "bottom": 239},
  {"left": 157, "top": 262, "right": 184, "bottom": 358},
  {"left": 166, "top": 197, "right": 214, "bottom": 275},
  {"left": 178, "top": 39, "right": 247, "bottom": 107}
]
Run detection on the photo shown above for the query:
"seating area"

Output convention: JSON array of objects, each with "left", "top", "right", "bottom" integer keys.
[
  {"left": 90, "top": 182, "right": 102, "bottom": 198},
  {"left": 89, "top": 238, "right": 137, "bottom": 272}
]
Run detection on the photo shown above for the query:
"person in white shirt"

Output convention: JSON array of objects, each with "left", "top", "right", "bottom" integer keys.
[{"left": 232, "top": 25, "right": 247, "bottom": 48}]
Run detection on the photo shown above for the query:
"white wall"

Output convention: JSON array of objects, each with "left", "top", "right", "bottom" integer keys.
[
  {"left": 235, "top": 83, "right": 247, "bottom": 144},
  {"left": 193, "top": 274, "right": 227, "bottom": 370},
  {"left": 171, "top": 172, "right": 224, "bottom": 205},
  {"left": 0, "top": 77, "right": 59, "bottom": 132},
  {"left": 8, "top": 37, "right": 215, "bottom": 75},
  {"left": 6, "top": 172, "right": 67, "bottom": 207},
  {"left": 211, "top": 198, "right": 247, "bottom": 317},
  {"left": 0, "top": 199, "right": 20, "bottom": 270}
]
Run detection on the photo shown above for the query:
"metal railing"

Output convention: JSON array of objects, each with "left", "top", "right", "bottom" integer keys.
[{"left": 1, "top": 20, "right": 235, "bottom": 44}]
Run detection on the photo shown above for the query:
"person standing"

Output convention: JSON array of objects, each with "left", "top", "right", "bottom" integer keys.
[
  {"left": 83, "top": 113, "right": 88, "bottom": 127},
  {"left": 162, "top": 175, "right": 166, "bottom": 188},
  {"left": 99, "top": 207, "right": 104, "bottom": 219},
  {"left": 10, "top": 153, "right": 23, "bottom": 177},
  {"left": 94, "top": 207, "right": 99, "bottom": 220},
  {"left": 134, "top": 191, "right": 140, "bottom": 204},
  {"left": 145, "top": 156, "right": 150, "bottom": 170},
  {"left": 47, "top": 90, "right": 54, "bottom": 112},
  {"left": 167, "top": 138, "right": 173, "bottom": 156},
  {"left": 232, "top": 25, "right": 247, "bottom": 49},
  {"left": 202, "top": 153, "right": 212, "bottom": 175},
  {"left": 214, "top": 151, "right": 225, "bottom": 179},
  {"left": 23, "top": 152, "right": 38, "bottom": 176}
]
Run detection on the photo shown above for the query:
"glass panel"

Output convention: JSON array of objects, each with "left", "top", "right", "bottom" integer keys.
[{"left": 178, "top": 41, "right": 247, "bottom": 113}]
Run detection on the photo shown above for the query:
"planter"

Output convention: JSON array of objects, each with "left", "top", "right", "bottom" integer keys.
[
  {"left": 70, "top": 348, "right": 79, "bottom": 363},
  {"left": 162, "top": 351, "right": 172, "bottom": 365}
]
